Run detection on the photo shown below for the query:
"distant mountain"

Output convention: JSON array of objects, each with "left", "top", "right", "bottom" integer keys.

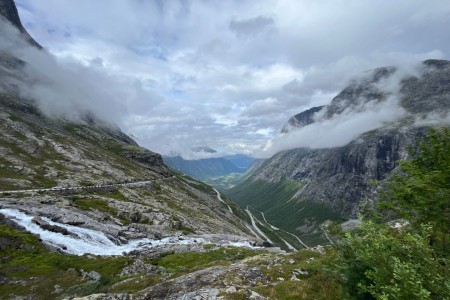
[
  {"left": 163, "top": 154, "right": 254, "bottom": 181},
  {"left": 223, "top": 154, "right": 255, "bottom": 171},
  {"left": 227, "top": 60, "right": 450, "bottom": 246}
]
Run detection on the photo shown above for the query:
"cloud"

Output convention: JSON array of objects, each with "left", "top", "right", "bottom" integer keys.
[
  {"left": 263, "top": 97, "right": 405, "bottom": 157},
  {"left": 8, "top": 0, "right": 450, "bottom": 158},
  {"left": 260, "top": 65, "right": 429, "bottom": 157},
  {"left": 0, "top": 18, "right": 161, "bottom": 125},
  {"left": 229, "top": 16, "right": 274, "bottom": 38}
]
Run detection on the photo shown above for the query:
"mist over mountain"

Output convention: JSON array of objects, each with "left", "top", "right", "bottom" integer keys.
[
  {"left": 0, "top": 2, "right": 283, "bottom": 298},
  {"left": 263, "top": 61, "right": 450, "bottom": 156},
  {"left": 163, "top": 154, "right": 254, "bottom": 184},
  {"left": 228, "top": 60, "right": 450, "bottom": 244},
  {"left": 1, "top": 0, "right": 450, "bottom": 298}
]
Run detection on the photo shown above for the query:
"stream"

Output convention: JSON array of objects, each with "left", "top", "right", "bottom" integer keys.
[{"left": 0, "top": 208, "right": 258, "bottom": 256}]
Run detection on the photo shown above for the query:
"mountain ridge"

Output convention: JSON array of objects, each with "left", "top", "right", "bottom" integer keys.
[{"left": 228, "top": 59, "right": 450, "bottom": 245}]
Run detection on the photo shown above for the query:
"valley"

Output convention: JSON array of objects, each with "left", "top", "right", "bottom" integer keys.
[{"left": 0, "top": 0, "right": 449, "bottom": 299}]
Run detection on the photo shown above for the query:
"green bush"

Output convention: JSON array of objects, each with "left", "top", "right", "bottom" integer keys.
[
  {"left": 380, "top": 128, "right": 450, "bottom": 255},
  {"left": 335, "top": 221, "right": 449, "bottom": 300}
]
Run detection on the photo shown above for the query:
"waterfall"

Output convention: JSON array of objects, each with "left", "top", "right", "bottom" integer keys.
[
  {"left": 0, "top": 208, "right": 261, "bottom": 256},
  {"left": 0, "top": 208, "right": 202, "bottom": 256}
]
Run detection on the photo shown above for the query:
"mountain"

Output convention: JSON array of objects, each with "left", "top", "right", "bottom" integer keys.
[
  {"left": 163, "top": 154, "right": 254, "bottom": 190},
  {"left": 227, "top": 60, "right": 450, "bottom": 246},
  {"left": 0, "top": 2, "right": 299, "bottom": 298},
  {"left": 0, "top": 0, "right": 42, "bottom": 49},
  {"left": 163, "top": 156, "right": 242, "bottom": 180},
  {"left": 281, "top": 105, "right": 325, "bottom": 133}
]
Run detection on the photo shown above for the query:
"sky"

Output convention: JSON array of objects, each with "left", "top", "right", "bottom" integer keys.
[{"left": 11, "top": 0, "right": 450, "bottom": 158}]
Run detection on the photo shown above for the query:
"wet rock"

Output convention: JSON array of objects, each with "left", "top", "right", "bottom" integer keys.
[
  {"left": 118, "top": 230, "right": 147, "bottom": 240},
  {"left": 32, "top": 216, "right": 69, "bottom": 235},
  {"left": 260, "top": 241, "right": 273, "bottom": 247}
]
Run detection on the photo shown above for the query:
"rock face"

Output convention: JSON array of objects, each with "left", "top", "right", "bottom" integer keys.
[
  {"left": 251, "top": 127, "right": 426, "bottom": 217},
  {"left": 229, "top": 60, "right": 450, "bottom": 245},
  {"left": 0, "top": 0, "right": 42, "bottom": 49},
  {"left": 281, "top": 106, "right": 325, "bottom": 133}
]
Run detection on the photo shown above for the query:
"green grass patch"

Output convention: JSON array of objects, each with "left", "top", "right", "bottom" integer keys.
[
  {"left": 149, "top": 248, "right": 260, "bottom": 277},
  {"left": 73, "top": 198, "right": 117, "bottom": 215},
  {"left": 0, "top": 222, "right": 130, "bottom": 299},
  {"left": 227, "top": 179, "right": 344, "bottom": 246},
  {"left": 254, "top": 249, "right": 346, "bottom": 300}
]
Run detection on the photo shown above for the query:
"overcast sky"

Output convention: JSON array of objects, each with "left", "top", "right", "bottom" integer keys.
[{"left": 15, "top": 0, "right": 450, "bottom": 158}]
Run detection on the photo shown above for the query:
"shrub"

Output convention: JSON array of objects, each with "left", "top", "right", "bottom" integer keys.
[{"left": 335, "top": 221, "right": 449, "bottom": 300}]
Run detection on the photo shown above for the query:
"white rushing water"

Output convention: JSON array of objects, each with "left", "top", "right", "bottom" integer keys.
[
  {"left": 0, "top": 208, "right": 205, "bottom": 255},
  {"left": 0, "top": 208, "right": 260, "bottom": 256}
]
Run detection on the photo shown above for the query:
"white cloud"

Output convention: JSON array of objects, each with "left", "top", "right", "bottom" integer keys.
[
  {"left": 8, "top": 0, "right": 450, "bottom": 158},
  {"left": 229, "top": 16, "right": 274, "bottom": 39},
  {"left": 260, "top": 64, "right": 436, "bottom": 157}
]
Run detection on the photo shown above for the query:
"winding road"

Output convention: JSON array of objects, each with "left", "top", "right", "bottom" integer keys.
[
  {"left": 213, "top": 188, "right": 234, "bottom": 214},
  {"left": 245, "top": 208, "right": 273, "bottom": 244},
  {"left": 0, "top": 179, "right": 158, "bottom": 195},
  {"left": 248, "top": 205, "right": 310, "bottom": 249}
]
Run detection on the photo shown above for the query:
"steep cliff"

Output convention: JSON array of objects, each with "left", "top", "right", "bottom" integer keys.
[
  {"left": 0, "top": 0, "right": 42, "bottom": 48},
  {"left": 228, "top": 60, "right": 450, "bottom": 245}
]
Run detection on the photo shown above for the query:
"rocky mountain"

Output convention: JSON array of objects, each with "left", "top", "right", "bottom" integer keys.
[
  {"left": 0, "top": 0, "right": 42, "bottom": 49},
  {"left": 227, "top": 60, "right": 450, "bottom": 246},
  {"left": 0, "top": 1, "right": 302, "bottom": 298},
  {"left": 281, "top": 105, "right": 324, "bottom": 133}
]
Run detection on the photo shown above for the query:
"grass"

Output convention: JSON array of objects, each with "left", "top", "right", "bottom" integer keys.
[
  {"left": 0, "top": 217, "right": 347, "bottom": 299},
  {"left": 72, "top": 198, "right": 118, "bottom": 215},
  {"left": 148, "top": 247, "right": 261, "bottom": 277},
  {"left": 203, "top": 173, "right": 245, "bottom": 190},
  {"left": 0, "top": 221, "right": 130, "bottom": 299},
  {"left": 253, "top": 250, "right": 346, "bottom": 300},
  {"left": 227, "top": 179, "right": 344, "bottom": 246},
  {"left": 109, "top": 275, "right": 160, "bottom": 294}
]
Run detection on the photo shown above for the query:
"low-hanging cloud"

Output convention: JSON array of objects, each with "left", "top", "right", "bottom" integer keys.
[
  {"left": 260, "top": 65, "right": 429, "bottom": 157},
  {"left": 7, "top": 0, "right": 450, "bottom": 157},
  {"left": 0, "top": 18, "right": 161, "bottom": 126}
]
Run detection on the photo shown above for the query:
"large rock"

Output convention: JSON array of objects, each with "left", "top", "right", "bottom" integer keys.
[{"left": 32, "top": 216, "right": 69, "bottom": 235}]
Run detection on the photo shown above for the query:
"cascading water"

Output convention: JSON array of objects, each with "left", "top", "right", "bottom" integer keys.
[
  {"left": 0, "top": 208, "right": 260, "bottom": 256},
  {"left": 0, "top": 208, "right": 203, "bottom": 255}
]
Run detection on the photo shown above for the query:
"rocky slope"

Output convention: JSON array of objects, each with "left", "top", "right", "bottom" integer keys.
[
  {"left": 228, "top": 60, "right": 450, "bottom": 246},
  {"left": 0, "top": 1, "right": 288, "bottom": 298}
]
